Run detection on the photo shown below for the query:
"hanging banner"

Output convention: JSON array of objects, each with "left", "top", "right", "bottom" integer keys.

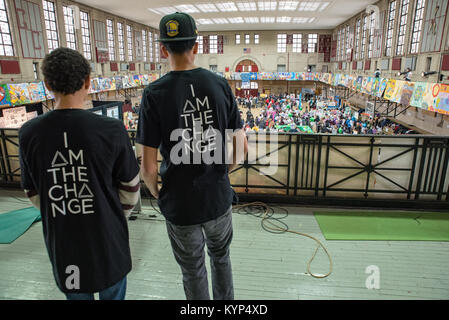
[
  {"left": 383, "top": 79, "right": 397, "bottom": 101},
  {"left": 428, "top": 83, "right": 449, "bottom": 115},
  {"left": 410, "top": 82, "right": 429, "bottom": 109},
  {"left": 399, "top": 82, "right": 415, "bottom": 106},
  {"left": 377, "top": 78, "right": 388, "bottom": 98}
]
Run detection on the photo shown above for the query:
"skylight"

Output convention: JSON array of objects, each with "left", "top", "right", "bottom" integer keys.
[
  {"left": 237, "top": 2, "right": 257, "bottom": 11},
  {"left": 154, "top": 7, "right": 177, "bottom": 15},
  {"left": 175, "top": 4, "right": 200, "bottom": 13},
  {"left": 244, "top": 17, "right": 260, "bottom": 23},
  {"left": 197, "top": 18, "right": 214, "bottom": 24},
  {"left": 257, "top": 1, "right": 277, "bottom": 10},
  {"left": 260, "top": 16, "right": 275, "bottom": 23},
  {"left": 216, "top": 2, "right": 238, "bottom": 11},
  {"left": 319, "top": 2, "right": 330, "bottom": 11},
  {"left": 298, "top": 2, "right": 320, "bottom": 12},
  {"left": 196, "top": 3, "right": 219, "bottom": 12},
  {"left": 278, "top": 1, "right": 298, "bottom": 11},
  {"left": 292, "top": 17, "right": 309, "bottom": 23},
  {"left": 148, "top": 8, "right": 161, "bottom": 15},
  {"left": 228, "top": 17, "right": 244, "bottom": 23},
  {"left": 212, "top": 18, "right": 229, "bottom": 24},
  {"left": 276, "top": 16, "right": 292, "bottom": 23}
]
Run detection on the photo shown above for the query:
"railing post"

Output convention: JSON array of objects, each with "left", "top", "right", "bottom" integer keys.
[
  {"left": 364, "top": 136, "right": 375, "bottom": 198},
  {"left": 0, "top": 129, "right": 8, "bottom": 183},
  {"left": 323, "top": 135, "right": 330, "bottom": 197},
  {"left": 415, "top": 138, "right": 428, "bottom": 200},
  {"left": 315, "top": 135, "right": 322, "bottom": 197},
  {"left": 293, "top": 134, "right": 300, "bottom": 196},
  {"left": 437, "top": 138, "right": 449, "bottom": 201}
]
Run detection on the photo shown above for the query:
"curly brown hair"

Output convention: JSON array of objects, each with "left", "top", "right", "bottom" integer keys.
[{"left": 42, "top": 48, "right": 91, "bottom": 95}]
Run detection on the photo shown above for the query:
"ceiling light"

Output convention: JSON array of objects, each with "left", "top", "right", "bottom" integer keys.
[
  {"left": 237, "top": 2, "right": 257, "bottom": 11},
  {"left": 196, "top": 3, "right": 219, "bottom": 12},
  {"left": 276, "top": 16, "right": 292, "bottom": 23},
  {"left": 308, "top": 17, "right": 316, "bottom": 23},
  {"left": 298, "top": 2, "right": 320, "bottom": 12},
  {"left": 257, "top": 1, "right": 277, "bottom": 10},
  {"left": 228, "top": 17, "right": 244, "bottom": 23},
  {"left": 175, "top": 4, "right": 200, "bottom": 13},
  {"left": 197, "top": 18, "right": 214, "bottom": 24},
  {"left": 278, "top": 1, "right": 298, "bottom": 11},
  {"left": 212, "top": 18, "right": 229, "bottom": 24},
  {"left": 244, "top": 17, "right": 260, "bottom": 23},
  {"left": 216, "top": 2, "right": 238, "bottom": 11}
]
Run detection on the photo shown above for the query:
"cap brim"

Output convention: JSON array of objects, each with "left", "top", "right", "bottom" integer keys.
[{"left": 157, "top": 36, "right": 198, "bottom": 42}]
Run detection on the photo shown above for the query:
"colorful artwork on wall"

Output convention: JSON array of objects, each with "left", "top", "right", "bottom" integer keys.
[
  {"left": 377, "top": 78, "right": 388, "bottom": 98},
  {"left": 399, "top": 82, "right": 415, "bottom": 107},
  {"left": 383, "top": 79, "right": 396, "bottom": 101},
  {"left": 8, "top": 83, "right": 31, "bottom": 106},
  {"left": 0, "top": 84, "right": 11, "bottom": 107}
]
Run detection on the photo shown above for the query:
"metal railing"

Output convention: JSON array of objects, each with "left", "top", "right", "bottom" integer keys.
[{"left": 2, "top": 128, "right": 449, "bottom": 209}]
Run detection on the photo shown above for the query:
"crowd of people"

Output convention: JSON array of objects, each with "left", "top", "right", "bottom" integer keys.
[{"left": 240, "top": 93, "right": 416, "bottom": 135}]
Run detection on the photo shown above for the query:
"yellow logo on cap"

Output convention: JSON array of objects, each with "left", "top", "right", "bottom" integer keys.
[{"left": 166, "top": 20, "right": 179, "bottom": 37}]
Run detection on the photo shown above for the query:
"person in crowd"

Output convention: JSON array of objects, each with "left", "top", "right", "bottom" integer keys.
[
  {"left": 239, "top": 92, "right": 414, "bottom": 136},
  {"left": 18, "top": 48, "right": 140, "bottom": 300}
]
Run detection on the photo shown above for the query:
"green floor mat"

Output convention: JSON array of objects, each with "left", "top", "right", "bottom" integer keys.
[
  {"left": 313, "top": 211, "right": 449, "bottom": 241},
  {"left": 0, "top": 207, "right": 41, "bottom": 244}
]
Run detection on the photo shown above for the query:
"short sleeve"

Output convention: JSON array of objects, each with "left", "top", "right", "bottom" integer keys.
[
  {"left": 226, "top": 83, "right": 243, "bottom": 130},
  {"left": 113, "top": 125, "right": 140, "bottom": 182},
  {"left": 136, "top": 88, "right": 161, "bottom": 148},
  {"left": 18, "top": 132, "right": 35, "bottom": 191}
]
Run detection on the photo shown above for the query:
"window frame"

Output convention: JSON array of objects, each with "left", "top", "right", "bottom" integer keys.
[
  {"left": 117, "top": 22, "right": 125, "bottom": 61},
  {"left": 308, "top": 33, "right": 318, "bottom": 53},
  {"left": 80, "top": 11, "right": 92, "bottom": 60},
  {"left": 385, "top": 0, "right": 396, "bottom": 57},
  {"left": 42, "top": 0, "right": 59, "bottom": 53},
  {"left": 396, "top": 0, "right": 410, "bottom": 56},
  {"left": 209, "top": 35, "right": 218, "bottom": 54},
  {"left": 277, "top": 33, "right": 287, "bottom": 53},
  {"left": 126, "top": 25, "right": 133, "bottom": 61},
  {"left": 106, "top": 19, "right": 115, "bottom": 61},
  {"left": 197, "top": 35, "right": 204, "bottom": 54},
  {"left": 410, "top": 0, "right": 426, "bottom": 54},
  {"left": 63, "top": 5, "right": 76, "bottom": 50},
  {"left": 293, "top": 33, "right": 302, "bottom": 53}
]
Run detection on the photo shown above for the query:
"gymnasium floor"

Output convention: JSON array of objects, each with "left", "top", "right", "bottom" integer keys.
[{"left": 0, "top": 188, "right": 448, "bottom": 300}]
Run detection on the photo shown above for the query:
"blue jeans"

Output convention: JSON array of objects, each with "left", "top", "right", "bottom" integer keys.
[
  {"left": 65, "top": 277, "right": 127, "bottom": 300},
  {"left": 166, "top": 207, "right": 234, "bottom": 300}
]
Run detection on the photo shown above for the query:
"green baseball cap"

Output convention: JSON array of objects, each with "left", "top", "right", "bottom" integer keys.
[{"left": 158, "top": 12, "right": 198, "bottom": 42}]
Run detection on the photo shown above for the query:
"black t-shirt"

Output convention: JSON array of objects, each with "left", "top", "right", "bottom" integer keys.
[
  {"left": 19, "top": 109, "right": 139, "bottom": 293},
  {"left": 137, "top": 68, "right": 242, "bottom": 226}
]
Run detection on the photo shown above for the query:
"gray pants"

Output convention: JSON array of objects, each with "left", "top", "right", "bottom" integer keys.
[{"left": 166, "top": 207, "right": 234, "bottom": 300}]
